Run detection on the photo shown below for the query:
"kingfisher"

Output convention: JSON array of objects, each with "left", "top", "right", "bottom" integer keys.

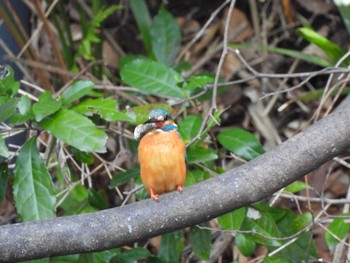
[{"left": 134, "top": 109, "right": 186, "bottom": 201}]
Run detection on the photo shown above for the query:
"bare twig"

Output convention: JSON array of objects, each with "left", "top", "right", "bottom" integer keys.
[{"left": 33, "top": 0, "right": 70, "bottom": 84}]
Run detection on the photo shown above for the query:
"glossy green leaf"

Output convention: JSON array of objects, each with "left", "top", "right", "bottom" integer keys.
[
  {"left": 129, "top": 0, "right": 152, "bottom": 54},
  {"left": 111, "top": 247, "right": 151, "bottom": 263},
  {"left": 50, "top": 254, "right": 79, "bottom": 263},
  {"left": 300, "top": 87, "right": 350, "bottom": 101},
  {"left": 284, "top": 181, "right": 310, "bottom": 193},
  {"left": 39, "top": 109, "right": 107, "bottom": 153},
  {"left": 158, "top": 231, "right": 184, "bottom": 263},
  {"left": 291, "top": 212, "right": 312, "bottom": 232},
  {"left": 0, "top": 163, "right": 8, "bottom": 203},
  {"left": 186, "top": 169, "right": 211, "bottom": 184},
  {"left": 60, "top": 184, "right": 97, "bottom": 216},
  {"left": 297, "top": 27, "right": 345, "bottom": 62},
  {"left": 109, "top": 168, "right": 140, "bottom": 188},
  {"left": 218, "top": 207, "right": 246, "bottom": 230},
  {"left": 135, "top": 176, "right": 149, "bottom": 200},
  {"left": 150, "top": 9, "right": 181, "bottom": 66},
  {"left": 61, "top": 80, "right": 95, "bottom": 106},
  {"left": 184, "top": 171, "right": 196, "bottom": 187},
  {"left": 179, "top": 115, "right": 202, "bottom": 141},
  {"left": 71, "top": 147, "right": 94, "bottom": 164},
  {"left": 218, "top": 128, "right": 264, "bottom": 161},
  {"left": 189, "top": 223, "right": 211, "bottom": 259},
  {"left": 121, "top": 59, "right": 186, "bottom": 98},
  {"left": 263, "top": 255, "right": 293, "bottom": 263},
  {"left": 325, "top": 213, "right": 350, "bottom": 251},
  {"left": 8, "top": 95, "right": 33, "bottom": 124},
  {"left": 0, "top": 136, "right": 10, "bottom": 158},
  {"left": 88, "top": 188, "right": 108, "bottom": 210},
  {"left": 72, "top": 98, "right": 135, "bottom": 123},
  {"left": 183, "top": 75, "right": 214, "bottom": 90},
  {"left": 0, "top": 98, "right": 17, "bottom": 122},
  {"left": 13, "top": 138, "right": 56, "bottom": 221},
  {"left": 274, "top": 209, "right": 318, "bottom": 262},
  {"left": 243, "top": 208, "right": 282, "bottom": 247},
  {"left": 235, "top": 233, "right": 256, "bottom": 256},
  {"left": 33, "top": 91, "right": 62, "bottom": 122},
  {"left": 78, "top": 248, "right": 120, "bottom": 263},
  {"left": 187, "top": 144, "right": 218, "bottom": 164},
  {"left": 0, "top": 66, "right": 19, "bottom": 100},
  {"left": 229, "top": 44, "right": 332, "bottom": 67}
]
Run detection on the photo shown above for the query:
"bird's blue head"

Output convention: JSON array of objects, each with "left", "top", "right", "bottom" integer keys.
[{"left": 144, "top": 109, "right": 177, "bottom": 132}]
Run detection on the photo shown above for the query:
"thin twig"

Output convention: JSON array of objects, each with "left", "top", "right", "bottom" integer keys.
[
  {"left": 176, "top": 0, "right": 231, "bottom": 63},
  {"left": 33, "top": 0, "right": 70, "bottom": 84}
]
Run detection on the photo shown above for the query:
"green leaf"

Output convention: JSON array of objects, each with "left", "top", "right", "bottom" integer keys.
[
  {"left": 88, "top": 188, "right": 108, "bottom": 210},
  {"left": 179, "top": 115, "right": 202, "bottom": 141},
  {"left": 120, "top": 59, "right": 186, "bottom": 98},
  {"left": 235, "top": 233, "right": 256, "bottom": 256},
  {"left": 183, "top": 75, "right": 214, "bottom": 90},
  {"left": 191, "top": 169, "right": 212, "bottom": 182},
  {"left": 50, "top": 254, "right": 80, "bottom": 263},
  {"left": 71, "top": 147, "right": 94, "bottom": 164},
  {"left": 39, "top": 109, "right": 107, "bottom": 153},
  {"left": 0, "top": 66, "right": 19, "bottom": 100},
  {"left": 33, "top": 91, "right": 62, "bottom": 122},
  {"left": 0, "top": 136, "right": 10, "bottom": 158},
  {"left": 184, "top": 171, "right": 196, "bottom": 187},
  {"left": 0, "top": 163, "right": 8, "bottom": 203},
  {"left": 297, "top": 27, "right": 345, "bottom": 62},
  {"left": 242, "top": 208, "right": 282, "bottom": 247},
  {"left": 263, "top": 255, "right": 293, "bottom": 263},
  {"left": 205, "top": 109, "right": 223, "bottom": 133},
  {"left": 325, "top": 213, "right": 350, "bottom": 251},
  {"left": 78, "top": 248, "right": 120, "bottom": 263},
  {"left": 218, "top": 128, "right": 264, "bottom": 161},
  {"left": 8, "top": 95, "right": 33, "bottom": 124},
  {"left": 59, "top": 184, "right": 97, "bottom": 216},
  {"left": 150, "top": 9, "right": 181, "bottom": 66},
  {"left": 111, "top": 247, "right": 151, "bottom": 263},
  {"left": 284, "top": 181, "right": 310, "bottom": 193},
  {"left": 72, "top": 98, "right": 135, "bottom": 123},
  {"left": 61, "top": 80, "right": 95, "bottom": 106},
  {"left": 218, "top": 207, "right": 246, "bottom": 230},
  {"left": 0, "top": 97, "right": 17, "bottom": 122},
  {"left": 291, "top": 212, "right": 312, "bottom": 232},
  {"left": 129, "top": 0, "right": 152, "bottom": 54},
  {"left": 135, "top": 176, "right": 149, "bottom": 200},
  {"left": 229, "top": 44, "right": 332, "bottom": 67},
  {"left": 118, "top": 55, "right": 147, "bottom": 70},
  {"left": 109, "top": 168, "right": 140, "bottom": 188},
  {"left": 187, "top": 144, "right": 218, "bottom": 164},
  {"left": 158, "top": 231, "right": 184, "bottom": 263},
  {"left": 13, "top": 138, "right": 56, "bottom": 221},
  {"left": 185, "top": 169, "right": 211, "bottom": 186},
  {"left": 189, "top": 223, "right": 211, "bottom": 259}
]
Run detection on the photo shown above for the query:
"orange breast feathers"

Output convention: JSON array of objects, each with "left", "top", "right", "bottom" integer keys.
[{"left": 138, "top": 129, "right": 186, "bottom": 199}]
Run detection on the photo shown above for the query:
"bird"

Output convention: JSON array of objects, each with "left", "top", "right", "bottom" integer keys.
[{"left": 134, "top": 109, "right": 186, "bottom": 201}]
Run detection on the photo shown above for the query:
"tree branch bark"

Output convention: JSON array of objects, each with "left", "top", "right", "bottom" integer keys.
[{"left": 1, "top": 97, "right": 350, "bottom": 262}]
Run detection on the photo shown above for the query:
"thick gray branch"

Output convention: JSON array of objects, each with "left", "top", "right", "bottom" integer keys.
[{"left": 1, "top": 97, "right": 350, "bottom": 262}]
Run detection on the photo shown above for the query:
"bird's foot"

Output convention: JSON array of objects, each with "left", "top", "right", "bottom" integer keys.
[
  {"left": 176, "top": 185, "right": 183, "bottom": 192},
  {"left": 150, "top": 188, "right": 159, "bottom": 201}
]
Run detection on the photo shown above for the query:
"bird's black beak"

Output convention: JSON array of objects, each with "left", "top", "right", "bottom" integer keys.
[{"left": 144, "top": 118, "right": 159, "bottom": 124}]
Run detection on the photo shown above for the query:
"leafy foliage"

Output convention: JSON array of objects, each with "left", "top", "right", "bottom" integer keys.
[
  {"left": 13, "top": 138, "right": 56, "bottom": 221},
  {"left": 1, "top": 1, "right": 348, "bottom": 262}
]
